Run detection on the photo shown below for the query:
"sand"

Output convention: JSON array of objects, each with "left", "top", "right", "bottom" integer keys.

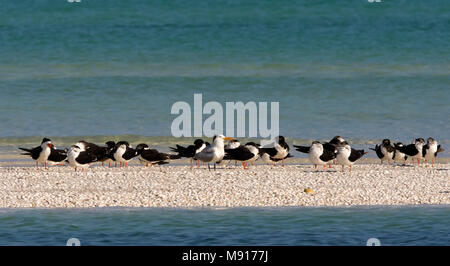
[{"left": 0, "top": 160, "right": 448, "bottom": 208}]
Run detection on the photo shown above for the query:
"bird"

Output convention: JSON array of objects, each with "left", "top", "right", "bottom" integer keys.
[
  {"left": 395, "top": 138, "right": 425, "bottom": 166},
  {"left": 260, "top": 136, "right": 290, "bottom": 166},
  {"left": 224, "top": 139, "right": 241, "bottom": 166},
  {"left": 422, "top": 137, "right": 444, "bottom": 167},
  {"left": 295, "top": 141, "right": 336, "bottom": 171},
  {"left": 370, "top": 139, "right": 395, "bottom": 165},
  {"left": 260, "top": 152, "right": 293, "bottom": 166},
  {"left": 67, "top": 145, "right": 98, "bottom": 172},
  {"left": 328, "top": 136, "right": 346, "bottom": 146},
  {"left": 393, "top": 142, "right": 408, "bottom": 166},
  {"left": 47, "top": 146, "right": 68, "bottom": 166},
  {"left": 112, "top": 141, "right": 139, "bottom": 167},
  {"left": 170, "top": 139, "right": 205, "bottom": 168},
  {"left": 193, "top": 135, "right": 234, "bottom": 170},
  {"left": 136, "top": 143, "right": 181, "bottom": 167},
  {"left": 18, "top": 138, "right": 53, "bottom": 169},
  {"left": 294, "top": 139, "right": 338, "bottom": 170},
  {"left": 99, "top": 141, "right": 116, "bottom": 167},
  {"left": 75, "top": 140, "right": 114, "bottom": 166},
  {"left": 223, "top": 142, "right": 259, "bottom": 169},
  {"left": 336, "top": 142, "right": 367, "bottom": 172}
]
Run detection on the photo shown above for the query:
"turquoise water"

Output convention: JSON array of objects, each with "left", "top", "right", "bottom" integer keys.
[
  {"left": 0, "top": 206, "right": 448, "bottom": 246},
  {"left": 0, "top": 0, "right": 449, "bottom": 142}
]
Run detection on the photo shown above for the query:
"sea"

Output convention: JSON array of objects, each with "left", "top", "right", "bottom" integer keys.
[{"left": 0, "top": 0, "right": 449, "bottom": 246}]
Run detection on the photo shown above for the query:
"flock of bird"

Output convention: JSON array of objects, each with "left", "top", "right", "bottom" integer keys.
[{"left": 18, "top": 135, "right": 443, "bottom": 172}]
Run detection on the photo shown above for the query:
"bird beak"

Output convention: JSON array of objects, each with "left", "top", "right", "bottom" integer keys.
[
  {"left": 47, "top": 143, "right": 53, "bottom": 148},
  {"left": 223, "top": 137, "right": 235, "bottom": 141}
]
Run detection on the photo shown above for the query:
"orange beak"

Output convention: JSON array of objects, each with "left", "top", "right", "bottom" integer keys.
[
  {"left": 224, "top": 137, "right": 235, "bottom": 141},
  {"left": 47, "top": 143, "right": 53, "bottom": 148}
]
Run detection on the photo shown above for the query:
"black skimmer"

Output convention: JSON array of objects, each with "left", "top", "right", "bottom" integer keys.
[
  {"left": 224, "top": 142, "right": 259, "bottom": 169},
  {"left": 422, "top": 137, "right": 444, "bottom": 167},
  {"left": 328, "top": 136, "right": 346, "bottom": 146},
  {"left": 67, "top": 145, "right": 98, "bottom": 172},
  {"left": 395, "top": 138, "right": 425, "bottom": 166},
  {"left": 136, "top": 143, "right": 181, "bottom": 167},
  {"left": 193, "top": 135, "right": 234, "bottom": 170},
  {"left": 169, "top": 139, "right": 205, "bottom": 168},
  {"left": 48, "top": 146, "right": 68, "bottom": 166},
  {"left": 224, "top": 139, "right": 241, "bottom": 166},
  {"left": 370, "top": 139, "right": 395, "bottom": 165},
  {"left": 295, "top": 141, "right": 336, "bottom": 171},
  {"left": 260, "top": 136, "right": 290, "bottom": 166},
  {"left": 100, "top": 141, "right": 116, "bottom": 167},
  {"left": 112, "top": 141, "right": 138, "bottom": 167},
  {"left": 393, "top": 142, "right": 408, "bottom": 165},
  {"left": 294, "top": 139, "right": 338, "bottom": 168},
  {"left": 336, "top": 142, "right": 367, "bottom": 172},
  {"left": 260, "top": 152, "right": 293, "bottom": 166},
  {"left": 18, "top": 138, "right": 53, "bottom": 169},
  {"left": 75, "top": 140, "right": 114, "bottom": 166}
]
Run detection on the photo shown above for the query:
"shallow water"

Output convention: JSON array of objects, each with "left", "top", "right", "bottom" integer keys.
[{"left": 0, "top": 206, "right": 448, "bottom": 246}]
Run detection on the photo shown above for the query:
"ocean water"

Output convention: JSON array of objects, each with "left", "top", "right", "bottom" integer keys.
[
  {"left": 0, "top": 0, "right": 449, "bottom": 146},
  {"left": 0, "top": 206, "right": 448, "bottom": 246}
]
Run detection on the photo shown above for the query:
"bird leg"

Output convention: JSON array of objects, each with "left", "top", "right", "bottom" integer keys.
[
  {"left": 242, "top": 162, "right": 246, "bottom": 170},
  {"left": 282, "top": 158, "right": 285, "bottom": 167},
  {"left": 342, "top": 165, "right": 345, "bottom": 172},
  {"left": 349, "top": 165, "right": 352, "bottom": 172},
  {"left": 323, "top": 164, "right": 326, "bottom": 171},
  {"left": 190, "top": 159, "right": 193, "bottom": 169},
  {"left": 432, "top": 159, "right": 435, "bottom": 167},
  {"left": 314, "top": 165, "right": 317, "bottom": 171}
]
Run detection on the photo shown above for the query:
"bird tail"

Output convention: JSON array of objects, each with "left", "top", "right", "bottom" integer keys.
[
  {"left": 156, "top": 161, "right": 169, "bottom": 165},
  {"left": 369, "top": 148, "right": 376, "bottom": 151}
]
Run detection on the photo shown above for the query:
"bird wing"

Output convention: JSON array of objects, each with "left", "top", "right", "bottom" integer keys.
[
  {"left": 76, "top": 152, "right": 97, "bottom": 165},
  {"left": 48, "top": 148, "right": 67, "bottom": 162},
  {"left": 260, "top": 147, "right": 279, "bottom": 157},
  {"left": 320, "top": 149, "right": 336, "bottom": 162},
  {"left": 224, "top": 146, "right": 254, "bottom": 161},
  {"left": 194, "top": 148, "right": 215, "bottom": 162},
  {"left": 293, "top": 145, "right": 310, "bottom": 154},
  {"left": 349, "top": 149, "right": 367, "bottom": 162},
  {"left": 19, "top": 146, "right": 42, "bottom": 160}
]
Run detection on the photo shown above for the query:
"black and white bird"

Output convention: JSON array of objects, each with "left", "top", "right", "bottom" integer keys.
[
  {"left": 422, "top": 137, "right": 444, "bottom": 167},
  {"left": 75, "top": 140, "right": 114, "bottom": 166},
  {"left": 18, "top": 138, "right": 53, "bottom": 168},
  {"left": 112, "top": 141, "right": 139, "bottom": 167},
  {"left": 260, "top": 136, "right": 290, "bottom": 166},
  {"left": 169, "top": 139, "right": 205, "bottom": 168},
  {"left": 336, "top": 142, "right": 367, "bottom": 172},
  {"left": 393, "top": 142, "right": 408, "bottom": 165},
  {"left": 295, "top": 141, "right": 336, "bottom": 171},
  {"left": 67, "top": 145, "right": 98, "bottom": 171},
  {"left": 193, "top": 135, "right": 234, "bottom": 170},
  {"left": 47, "top": 146, "right": 68, "bottom": 166},
  {"left": 395, "top": 138, "right": 425, "bottom": 166},
  {"left": 328, "top": 136, "right": 346, "bottom": 146},
  {"left": 224, "top": 142, "right": 259, "bottom": 169},
  {"left": 370, "top": 139, "right": 395, "bottom": 165},
  {"left": 260, "top": 152, "right": 293, "bottom": 166},
  {"left": 136, "top": 143, "right": 181, "bottom": 167}
]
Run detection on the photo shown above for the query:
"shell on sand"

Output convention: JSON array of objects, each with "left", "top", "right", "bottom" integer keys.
[{"left": 0, "top": 163, "right": 448, "bottom": 208}]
